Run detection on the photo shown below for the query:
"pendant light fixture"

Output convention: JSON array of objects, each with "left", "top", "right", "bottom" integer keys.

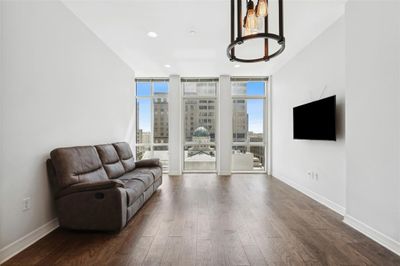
[
  {"left": 256, "top": 0, "right": 268, "bottom": 17},
  {"left": 227, "top": 0, "right": 285, "bottom": 63},
  {"left": 243, "top": 0, "right": 258, "bottom": 34}
]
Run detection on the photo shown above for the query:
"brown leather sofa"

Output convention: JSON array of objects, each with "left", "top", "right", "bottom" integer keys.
[{"left": 47, "top": 142, "right": 162, "bottom": 231}]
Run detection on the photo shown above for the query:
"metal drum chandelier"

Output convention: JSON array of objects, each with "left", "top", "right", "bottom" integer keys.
[{"left": 227, "top": 0, "right": 285, "bottom": 63}]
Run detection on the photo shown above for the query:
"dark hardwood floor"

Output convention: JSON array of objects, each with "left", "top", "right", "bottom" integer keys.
[{"left": 4, "top": 174, "right": 400, "bottom": 265}]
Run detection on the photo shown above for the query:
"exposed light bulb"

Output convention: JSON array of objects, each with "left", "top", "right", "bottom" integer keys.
[
  {"left": 256, "top": 0, "right": 268, "bottom": 17},
  {"left": 244, "top": 0, "right": 258, "bottom": 35}
]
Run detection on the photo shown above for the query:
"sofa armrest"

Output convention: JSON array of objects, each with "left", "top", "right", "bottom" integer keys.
[
  {"left": 56, "top": 186, "right": 127, "bottom": 231},
  {"left": 57, "top": 180, "right": 124, "bottom": 198},
  {"left": 135, "top": 158, "right": 161, "bottom": 168}
]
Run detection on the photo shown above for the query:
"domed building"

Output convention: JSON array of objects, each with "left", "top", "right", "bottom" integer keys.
[
  {"left": 193, "top": 126, "right": 210, "bottom": 138},
  {"left": 188, "top": 126, "right": 214, "bottom": 156}
]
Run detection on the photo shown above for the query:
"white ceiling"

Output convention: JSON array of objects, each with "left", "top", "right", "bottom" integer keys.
[{"left": 63, "top": 0, "right": 345, "bottom": 77}]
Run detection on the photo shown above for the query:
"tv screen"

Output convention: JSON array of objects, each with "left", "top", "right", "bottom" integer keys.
[{"left": 293, "top": 95, "right": 336, "bottom": 141}]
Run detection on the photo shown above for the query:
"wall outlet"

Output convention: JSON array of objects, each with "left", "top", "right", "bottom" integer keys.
[
  {"left": 22, "top": 197, "right": 31, "bottom": 211},
  {"left": 307, "top": 171, "right": 319, "bottom": 181}
]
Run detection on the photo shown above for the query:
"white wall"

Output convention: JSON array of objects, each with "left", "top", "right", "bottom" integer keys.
[
  {"left": 271, "top": 17, "right": 346, "bottom": 213},
  {"left": 217, "top": 75, "right": 232, "bottom": 175},
  {"left": 168, "top": 75, "right": 182, "bottom": 175},
  {"left": 345, "top": 0, "right": 400, "bottom": 248},
  {"left": 0, "top": 0, "right": 134, "bottom": 257},
  {"left": 0, "top": 0, "right": 5, "bottom": 252}
]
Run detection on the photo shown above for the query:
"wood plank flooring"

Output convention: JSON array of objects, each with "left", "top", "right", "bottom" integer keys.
[{"left": 4, "top": 174, "right": 400, "bottom": 265}]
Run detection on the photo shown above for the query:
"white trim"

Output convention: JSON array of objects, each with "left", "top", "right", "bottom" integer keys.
[
  {"left": 343, "top": 215, "right": 400, "bottom": 256},
  {"left": 232, "top": 170, "right": 266, "bottom": 174},
  {"left": 168, "top": 172, "right": 182, "bottom": 176},
  {"left": 267, "top": 76, "right": 273, "bottom": 175},
  {"left": 218, "top": 171, "right": 231, "bottom": 176},
  {"left": 0, "top": 218, "right": 59, "bottom": 264},
  {"left": 183, "top": 170, "right": 217, "bottom": 174},
  {"left": 273, "top": 175, "right": 345, "bottom": 215}
]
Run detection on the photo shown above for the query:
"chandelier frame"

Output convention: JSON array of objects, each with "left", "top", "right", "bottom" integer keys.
[{"left": 227, "top": 0, "right": 285, "bottom": 63}]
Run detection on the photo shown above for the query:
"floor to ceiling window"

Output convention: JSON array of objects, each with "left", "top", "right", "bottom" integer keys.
[
  {"left": 135, "top": 78, "right": 169, "bottom": 172},
  {"left": 231, "top": 78, "right": 267, "bottom": 172},
  {"left": 182, "top": 78, "right": 218, "bottom": 172},
  {"left": 135, "top": 76, "right": 267, "bottom": 174}
]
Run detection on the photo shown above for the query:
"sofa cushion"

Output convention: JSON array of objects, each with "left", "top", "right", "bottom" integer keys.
[
  {"left": 50, "top": 146, "right": 108, "bottom": 189},
  {"left": 95, "top": 144, "right": 125, "bottom": 179},
  {"left": 134, "top": 167, "right": 162, "bottom": 181},
  {"left": 120, "top": 170, "right": 154, "bottom": 189},
  {"left": 113, "top": 142, "right": 135, "bottom": 172},
  {"left": 120, "top": 179, "right": 145, "bottom": 206}
]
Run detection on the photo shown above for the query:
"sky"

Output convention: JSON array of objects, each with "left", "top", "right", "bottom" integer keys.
[
  {"left": 137, "top": 81, "right": 265, "bottom": 134},
  {"left": 245, "top": 82, "right": 264, "bottom": 133}
]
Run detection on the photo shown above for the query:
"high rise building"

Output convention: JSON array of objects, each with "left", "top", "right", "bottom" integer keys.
[
  {"left": 183, "top": 81, "right": 248, "bottom": 143},
  {"left": 153, "top": 92, "right": 168, "bottom": 144},
  {"left": 232, "top": 82, "right": 248, "bottom": 142}
]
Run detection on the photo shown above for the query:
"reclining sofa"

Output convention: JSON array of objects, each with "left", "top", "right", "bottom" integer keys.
[{"left": 47, "top": 142, "right": 162, "bottom": 231}]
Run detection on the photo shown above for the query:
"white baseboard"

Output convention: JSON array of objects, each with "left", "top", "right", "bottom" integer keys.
[
  {"left": 343, "top": 215, "right": 400, "bottom": 256},
  {"left": 168, "top": 172, "right": 182, "bottom": 176},
  {"left": 273, "top": 175, "right": 345, "bottom": 216},
  {"left": 0, "top": 218, "right": 59, "bottom": 264},
  {"left": 218, "top": 171, "right": 231, "bottom": 176}
]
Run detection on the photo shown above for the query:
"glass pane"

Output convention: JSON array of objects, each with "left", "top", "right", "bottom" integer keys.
[
  {"left": 184, "top": 99, "right": 216, "bottom": 142},
  {"left": 184, "top": 145, "right": 216, "bottom": 171},
  {"left": 232, "top": 145, "right": 265, "bottom": 171},
  {"left": 232, "top": 81, "right": 265, "bottom": 96},
  {"left": 154, "top": 81, "right": 168, "bottom": 95},
  {"left": 136, "top": 82, "right": 151, "bottom": 96},
  {"left": 136, "top": 98, "right": 151, "bottom": 143},
  {"left": 153, "top": 98, "right": 168, "bottom": 144},
  {"left": 153, "top": 146, "right": 169, "bottom": 172},
  {"left": 136, "top": 146, "right": 151, "bottom": 161},
  {"left": 250, "top": 146, "right": 265, "bottom": 170},
  {"left": 183, "top": 81, "right": 217, "bottom": 96},
  {"left": 233, "top": 99, "right": 264, "bottom": 142},
  {"left": 232, "top": 99, "right": 248, "bottom": 142}
]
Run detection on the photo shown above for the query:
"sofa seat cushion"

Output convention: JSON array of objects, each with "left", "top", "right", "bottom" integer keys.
[
  {"left": 120, "top": 179, "right": 145, "bottom": 206},
  {"left": 120, "top": 170, "right": 154, "bottom": 189},
  {"left": 135, "top": 166, "right": 162, "bottom": 181},
  {"left": 95, "top": 144, "right": 125, "bottom": 179}
]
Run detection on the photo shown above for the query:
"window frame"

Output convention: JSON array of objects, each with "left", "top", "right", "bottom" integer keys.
[
  {"left": 181, "top": 78, "right": 219, "bottom": 173},
  {"left": 135, "top": 78, "right": 169, "bottom": 173},
  {"left": 231, "top": 77, "right": 268, "bottom": 173}
]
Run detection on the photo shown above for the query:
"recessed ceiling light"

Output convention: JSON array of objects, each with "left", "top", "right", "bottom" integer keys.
[
  {"left": 147, "top": 31, "right": 158, "bottom": 38},
  {"left": 189, "top": 30, "right": 196, "bottom": 36},
  {"left": 234, "top": 64, "right": 240, "bottom": 68},
  {"left": 164, "top": 64, "right": 171, "bottom": 68}
]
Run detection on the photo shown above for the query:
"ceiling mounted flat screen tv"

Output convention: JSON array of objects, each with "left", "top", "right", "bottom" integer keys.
[{"left": 293, "top": 95, "right": 336, "bottom": 141}]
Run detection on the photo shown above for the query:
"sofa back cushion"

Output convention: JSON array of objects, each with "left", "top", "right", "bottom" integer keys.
[
  {"left": 50, "top": 146, "right": 108, "bottom": 189},
  {"left": 113, "top": 142, "right": 135, "bottom": 172},
  {"left": 95, "top": 144, "right": 125, "bottom": 179}
]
